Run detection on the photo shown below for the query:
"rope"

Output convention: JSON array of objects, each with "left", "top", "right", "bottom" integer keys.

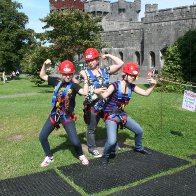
[
  {"left": 158, "top": 77, "right": 196, "bottom": 138},
  {"left": 159, "top": 78, "right": 196, "bottom": 88}
]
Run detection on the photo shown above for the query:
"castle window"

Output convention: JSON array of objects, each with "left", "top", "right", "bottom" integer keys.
[
  {"left": 149, "top": 51, "right": 156, "bottom": 67},
  {"left": 119, "top": 9, "right": 125, "bottom": 14},
  {"left": 135, "top": 51, "right": 140, "bottom": 66},
  {"left": 119, "top": 51, "right": 123, "bottom": 60}
]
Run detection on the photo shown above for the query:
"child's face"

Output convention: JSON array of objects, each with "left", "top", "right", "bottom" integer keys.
[
  {"left": 125, "top": 74, "right": 136, "bottom": 83},
  {"left": 86, "top": 58, "right": 99, "bottom": 70},
  {"left": 61, "top": 73, "right": 73, "bottom": 82}
]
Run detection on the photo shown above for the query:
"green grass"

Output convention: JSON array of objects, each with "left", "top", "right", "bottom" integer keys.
[{"left": 0, "top": 78, "right": 196, "bottom": 194}]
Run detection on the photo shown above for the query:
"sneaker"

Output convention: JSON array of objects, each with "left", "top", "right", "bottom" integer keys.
[
  {"left": 40, "top": 156, "right": 54, "bottom": 167},
  {"left": 89, "top": 150, "right": 102, "bottom": 158},
  {"left": 102, "top": 157, "right": 109, "bottom": 167},
  {"left": 134, "top": 149, "right": 152, "bottom": 155},
  {"left": 109, "top": 151, "right": 116, "bottom": 159},
  {"left": 79, "top": 155, "right": 89, "bottom": 165}
]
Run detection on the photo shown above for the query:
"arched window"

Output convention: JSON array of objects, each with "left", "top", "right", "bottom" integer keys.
[
  {"left": 135, "top": 51, "right": 140, "bottom": 66},
  {"left": 119, "top": 51, "right": 123, "bottom": 60},
  {"left": 149, "top": 51, "right": 155, "bottom": 67},
  {"left": 160, "top": 47, "right": 167, "bottom": 68}
]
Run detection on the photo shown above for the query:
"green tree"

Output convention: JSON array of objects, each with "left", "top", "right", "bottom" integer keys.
[
  {"left": 38, "top": 9, "right": 106, "bottom": 61},
  {"left": 159, "top": 30, "right": 196, "bottom": 92},
  {"left": 0, "top": 0, "right": 34, "bottom": 72},
  {"left": 20, "top": 42, "right": 52, "bottom": 86}
]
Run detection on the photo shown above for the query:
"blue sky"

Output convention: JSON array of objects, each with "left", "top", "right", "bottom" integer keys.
[{"left": 16, "top": 0, "right": 196, "bottom": 33}]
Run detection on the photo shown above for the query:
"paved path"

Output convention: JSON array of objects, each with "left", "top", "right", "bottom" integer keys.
[{"left": 0, "top": 92, "right": 39, "bottom": 99}]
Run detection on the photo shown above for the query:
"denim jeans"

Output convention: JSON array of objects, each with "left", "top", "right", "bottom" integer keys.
[
  {"left": 103, "top": 115, "right": 143, "bottom": 159},
  {"left": 86, "top": 111, "right": 100, "bottom": 153},
  {"left": 39, "top": 116, "right": 83, "bottom": 157}
]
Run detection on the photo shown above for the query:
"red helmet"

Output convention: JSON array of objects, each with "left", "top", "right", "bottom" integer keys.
[
  {"left": 58, "top": 60, "right": 75, "bottom": 74},
  {"left": 84, "top": 48, "right": 100, "bottom": 61},
  {"left": 122, "top": 62, "right": 139, "bottom": 76}
]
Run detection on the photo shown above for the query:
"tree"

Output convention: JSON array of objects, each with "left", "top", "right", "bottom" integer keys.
[
  {"left": 20, "top": 42, "right": 52, "bottom": 86},
  {"left": 0, "top": 0, "right": 35, "bottom": 72},
  {"left": 159, "top": 30, "right": 196, "bottom": 92},
  {"left": 38, "top": 9, "right": 106, "bottom": 61}
]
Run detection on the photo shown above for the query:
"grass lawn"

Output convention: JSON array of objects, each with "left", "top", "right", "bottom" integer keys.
[{"left": 0, "top": 78, "right": 196, "bottom": 184}]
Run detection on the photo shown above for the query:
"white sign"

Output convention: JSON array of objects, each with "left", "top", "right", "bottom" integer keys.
[{"left": 182, "top": 90, "right": 196, "bottom": 112}]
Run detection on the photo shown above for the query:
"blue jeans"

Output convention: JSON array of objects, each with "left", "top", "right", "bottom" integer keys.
[
  {"left": 39, "top": 116, "right": 83, "bottom": 157},
  {"left": 86, "top": 111, "right": 100, "bottom": 153},
  {"left": 103, "top": 115, "right": 143, "bottom": 159}
]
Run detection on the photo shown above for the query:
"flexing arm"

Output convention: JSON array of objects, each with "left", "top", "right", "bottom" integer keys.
[
  {"left": 94, "top": 84, "right": 115, "bottom": 99},
  {"left": 39, "top": 59, "right": 52, "bottom": 81},
  {"left": 134, "top": 78, "right": 157, "bottom": 96},
  {"left": 103, "top": 54, "right": 124, "bottom": 74},
  {"left": 72, "top": 69, "right": 85, "bottom": 84},
  {"left": 78, "top": 70, "right": 88, "bottom": 95}
]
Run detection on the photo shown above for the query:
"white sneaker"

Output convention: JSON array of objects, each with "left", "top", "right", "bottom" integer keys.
[
  {"left": 89, "top": 150, "right": 102, "bottom": 158},
  {"left": 79, "top": 155, "right": 89, "bottom": 165},
  {"left": 40, "top": 156, "right": 54, "bottom": 167}
]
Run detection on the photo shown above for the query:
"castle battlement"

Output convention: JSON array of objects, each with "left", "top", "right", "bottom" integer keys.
[
  {"left": 144, "top": 5, "right": 196, "bottom": 23},
  {"left": 84, "top": 0, "right": 110, "bottom": 16},
  {"left": 49, "top": 0, "right": 84, "bottom": 12}
]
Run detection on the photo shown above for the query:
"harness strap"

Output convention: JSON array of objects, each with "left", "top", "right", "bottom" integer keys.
[
  {"left": 51, "top": 81, "right": 73, "bottom": 108},
  {"left": 117, "top": 81, "right": 132, "bottom": 100},
  {"left": 50, "top": 116, "right": 56, "bottom": 125},
  {"left": 100, "top": 68, "right": 109, "bottom": 85},
  {"left": 50, "top": 112, "right": 76, "bottom": 127},
  {"left": 103, "top": 112, "right": 128, "bottom": 129},
  {"left": 87, "top": 69, "right": 99, "bottom": 88},
  {"left": 62, "top": 116, "right": 73, "bottom": 126},
  {"left": 87, "top": 68, "right": 109, "bottom": 88},
  {"left": 90, "top": 108, "right": 100, "bottom": 115}
]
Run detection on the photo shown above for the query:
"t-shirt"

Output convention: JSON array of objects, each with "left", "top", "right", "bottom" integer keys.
[
  {"left": 48, "top": 76, "right": 81, "bottom": 114},
  {"left": 104, "top": 81, "right": 135, "bottom": 113}
]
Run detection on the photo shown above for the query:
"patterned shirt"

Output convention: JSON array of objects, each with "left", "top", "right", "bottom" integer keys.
[
  {"left": 78, "top": 67, "right": 110, "bottom": 110},
  {"left": 104, "top": 81, "right": 135, "bottom": 114}
]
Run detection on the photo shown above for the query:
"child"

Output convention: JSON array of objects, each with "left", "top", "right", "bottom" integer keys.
[
  {"left": 74, "top": 48, "right": 124, "bottom": 157},
  {"left": 39, "top": 59, "right": 89, "bottom": 167},
  {"left": 94, "top": 62, "right": 157, "bottom": 164}
]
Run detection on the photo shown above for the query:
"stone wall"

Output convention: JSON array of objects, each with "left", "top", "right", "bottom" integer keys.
[
  {"left": 142, "top": 5, "right": 196, "bottom": 74},
  {"left": 84, "top": 0, "right": 110, "bottom": 16},
  {"left": 49, "top": 0, "right": 196, "bottom": 77},
  {"left": 101, "top": 3, "right": 196, "bottom": 76}
]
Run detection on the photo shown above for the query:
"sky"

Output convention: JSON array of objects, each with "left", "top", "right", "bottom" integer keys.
[{"left": 16, "top": 0, "right": 196, "bottom": 33}]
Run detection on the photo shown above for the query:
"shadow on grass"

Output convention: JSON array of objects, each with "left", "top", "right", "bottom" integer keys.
[
  {"left": 51, "top": 135, "right": 78, "bottom": 158},
  {"left": 51, "top": 126, "right": 135, "bottom": 158}
]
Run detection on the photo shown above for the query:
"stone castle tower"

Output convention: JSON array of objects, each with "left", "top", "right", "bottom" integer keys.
[{"left": 49, "top": 0, "right": 196, "bottom": 77}]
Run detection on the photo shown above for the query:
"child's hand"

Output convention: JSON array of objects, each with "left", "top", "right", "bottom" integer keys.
[
  {"left": 44, "top": 59, "right": 52, "bottom": 66},
  {"left": 147, "top": 78, "right": 157, "bottom": 85},
  {"left": 147, "top": 72, "right": 153, "bottom": 78},
  {"left": 94, "top": 87, "right": 107, "bottom": 94}
]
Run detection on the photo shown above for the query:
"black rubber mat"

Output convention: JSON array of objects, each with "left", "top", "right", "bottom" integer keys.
[
  {"left": 0, "top": 170, "right": 80, "bottom": 196},
  {"left": 111, "top": 165, "right": 196, "bottom": 196},
  {"left": 59, "top": 149, "right": 190, "bottom": 194}
]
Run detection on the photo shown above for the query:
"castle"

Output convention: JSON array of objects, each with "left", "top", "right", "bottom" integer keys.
[{"left": 49, "top": 0, "right": 196, "bottom": 77}]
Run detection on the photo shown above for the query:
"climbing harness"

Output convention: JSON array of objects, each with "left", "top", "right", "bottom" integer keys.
[
  {"left": 50, "top": 81, "right": 76, "bottom": 128},
  {"left": 51, "top": 81, "right": 73, "bottom": 107},
  {"left": 104, "top": 81, "right": 132, "bottom": 129},
  {"left": 87, "top": 68, "right": 109, "bottom": 88},
  {"left": 83, "top": 68, "right": 109, "bottom": 124}
]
